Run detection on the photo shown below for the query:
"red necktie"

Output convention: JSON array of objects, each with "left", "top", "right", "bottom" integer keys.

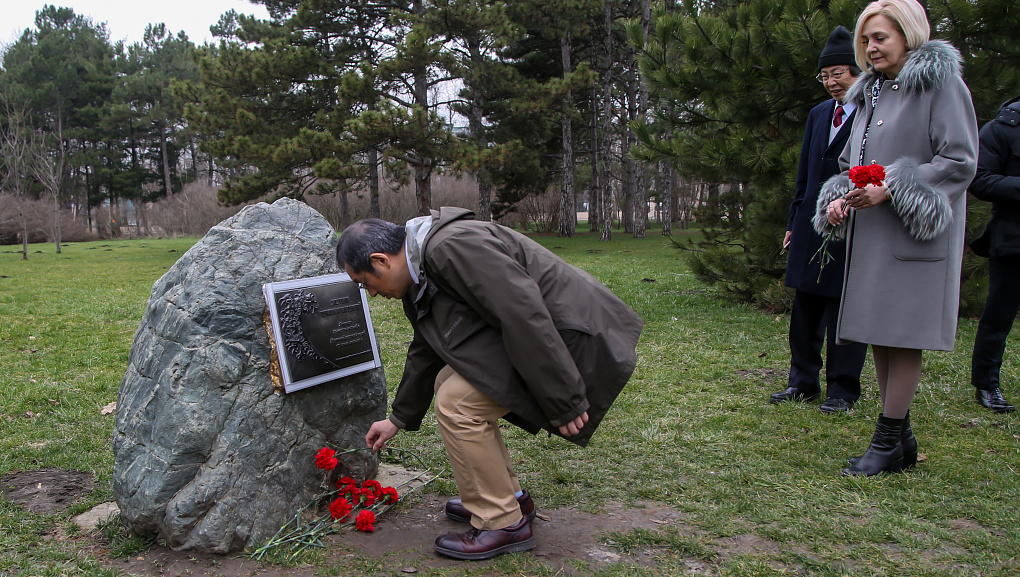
[{"left": 833, "top": 105, "right": 845, "bottom": 128}]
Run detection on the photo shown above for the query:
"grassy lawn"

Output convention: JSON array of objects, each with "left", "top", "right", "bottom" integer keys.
[{"left": 1, "top": 227, "right": 1018, "bottom": 576}]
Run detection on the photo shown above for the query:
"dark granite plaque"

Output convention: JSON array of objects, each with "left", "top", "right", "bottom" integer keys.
[{"left": 263, "top": 273, "right": 382, "bottom": 393}]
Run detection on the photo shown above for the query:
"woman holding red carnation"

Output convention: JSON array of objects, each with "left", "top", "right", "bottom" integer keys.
[{"left": 813, "top": 0, "right": 978, "bottom": 476}]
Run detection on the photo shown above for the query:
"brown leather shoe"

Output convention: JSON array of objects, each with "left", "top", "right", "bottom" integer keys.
[
  {"left": 434, "top": 516, "right": 535, "bottom": 560},
  {"left": 445, "top": 490, "right": 536, "bottom": 524}
]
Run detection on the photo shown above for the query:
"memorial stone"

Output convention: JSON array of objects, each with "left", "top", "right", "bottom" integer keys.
[{"left": 113, "top": 198, "right": 387, "bottom": 553}]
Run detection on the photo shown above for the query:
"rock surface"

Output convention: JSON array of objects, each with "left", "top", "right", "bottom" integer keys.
[{"left": 113, "top": 198, "right": 387, "bottom": 553}]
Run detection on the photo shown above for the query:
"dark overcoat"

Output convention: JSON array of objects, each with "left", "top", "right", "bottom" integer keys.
[
  {"left": 970, "top": 97, "right": 1020, "bottom": 257},
  {"left": 814, "top": 41, "right": 978, "bottom": 351},
  {"left": 389, "top": 207, "right": 643, "bottom": 447},
  {"left": 786, "top": 99, "right": 858, "bottom": 296}
]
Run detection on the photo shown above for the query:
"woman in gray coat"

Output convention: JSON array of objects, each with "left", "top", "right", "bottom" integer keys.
[{"left": 813, "top": 0, "right": 978, "bottom": 476}]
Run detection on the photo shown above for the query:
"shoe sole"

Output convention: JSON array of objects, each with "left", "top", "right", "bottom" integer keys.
[
  {"left": 977, "top": 403, "right": 1016, "bottom": 413},
  {"left": 446, "top": 509, "right": 537, "bottom": 524},
  {"left": 434, "top": 536, "right": 536, "bottom": 560},
  {"left": 841, "top": 457, "right": 905, "bottom": 476},
  {"left": 769, "top": 395, "right": 820, "bottom": 404}
]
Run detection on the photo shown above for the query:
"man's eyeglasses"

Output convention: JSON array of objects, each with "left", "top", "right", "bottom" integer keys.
[{"left": 816, "top": 68, "right": 849, "bottom": 83}]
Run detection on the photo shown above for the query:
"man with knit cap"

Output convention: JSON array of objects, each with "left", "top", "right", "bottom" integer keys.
[{"left": 771, "top": 26, "right": 868, "bottom": 413}]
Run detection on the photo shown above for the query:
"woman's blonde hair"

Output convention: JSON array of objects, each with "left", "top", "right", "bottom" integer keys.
[{"left": 854, "top": 0, "right": 930, "bottom": 71}]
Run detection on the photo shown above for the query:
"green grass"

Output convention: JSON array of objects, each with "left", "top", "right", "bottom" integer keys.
[{"left": 1, "top": 228, "right": 1018, "bottom": 576}]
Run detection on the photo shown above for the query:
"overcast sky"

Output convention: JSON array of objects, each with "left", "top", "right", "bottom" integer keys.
[{"left": 1, "top": 1, "right": 271, "bottom": 47}]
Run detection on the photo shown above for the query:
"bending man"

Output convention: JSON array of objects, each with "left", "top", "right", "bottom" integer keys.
[{"left": 336, "top": 207, "right": 643, "bottom": 560}]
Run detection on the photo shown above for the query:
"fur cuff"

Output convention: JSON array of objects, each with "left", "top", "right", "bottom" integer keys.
[
  {"left": 885, "top": 158, "right": 952, "bottom": 241},
  {"left": 813, "top": 174, "right": 851, "bottom": 238}
]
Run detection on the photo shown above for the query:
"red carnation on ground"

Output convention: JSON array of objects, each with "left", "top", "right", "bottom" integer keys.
[
  {"left": 355, "top": 510, "right": 376, "bottom": 532},
  {"left": 358, "top": 490, "right": 377, "bottom": 508},
  {"left": 329, "top": 497, "right": 352, "bottom": 522},
  {"left": 362, "top": 479, "right": 382, "bottom": 495},
  {"left": 380, "top": 486, "right": 399, "bottom": 504},
  {"left": 315, "top": 447, "right": 338, "bottom": 470},
  {"left": 338, "top": 483, "right": 359, "bottom": 501},
  {"left": 849, "top": 163, "right": 886, "bottom": 188}
]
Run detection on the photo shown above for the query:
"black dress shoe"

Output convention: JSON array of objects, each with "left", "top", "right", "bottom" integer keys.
[
  {"left": 819, "top": 397, "right": 853, "bottom": 414},
  {"left": 434, "top": 516, "right": 535, "bottom": 560},
  {"left": 769, "top": 387, "right": 820, "bottom": 404},
  {"left": 976, "top": 388, "right": 1015, "bottom": 413},
  {"left": 445, "top": 490, "right": 536, "bottom": 524}
]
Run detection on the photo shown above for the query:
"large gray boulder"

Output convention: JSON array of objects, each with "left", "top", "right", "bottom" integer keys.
[{"left": 113, "top": 198, "right": 387, "bottom": 553}]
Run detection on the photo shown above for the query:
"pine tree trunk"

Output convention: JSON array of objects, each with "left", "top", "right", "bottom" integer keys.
[
  {"left": 600, "top": 0, "right": 614, "bottom": 242},
  {"left": 631, "top": 0, "right": 650, "bottom": 238},
  {"left": 341, "top": 189, "right": 351, "bottom": 231},
  {"left": 369, "top": 148, "right": 380, "bottom": 219},
  {"left": 589, "top": 76, "right": 601, "bottom": 233},
  {"left": 660, "top": 163, "right": 673, "bottom": 236},
  {"left": 466, "top": 40, "right": 492, "bottom": 223},
  {"left": 414, "top": 157, "right": 432, "bottom": 217},
  {"left": 160, "top": 122, "right": 173, "bottom": 196},
  {"left": 558, "top": 34, "right": 576, "bottom": 238}
]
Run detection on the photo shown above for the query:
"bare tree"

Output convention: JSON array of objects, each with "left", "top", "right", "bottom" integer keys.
[
  {"left": 31, "top": 128, "right": 65, "bottom": 253},
  {"left": 1, "top": 96, "right": 34, "bottom": 260}
]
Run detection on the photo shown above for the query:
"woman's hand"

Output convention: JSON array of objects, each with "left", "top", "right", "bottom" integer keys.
[
  {"left": 826, "top": 198, "right": 849, "bottom": 225},
  {"left": 844, "top": 184, "right": 888, "bottom": 210}
]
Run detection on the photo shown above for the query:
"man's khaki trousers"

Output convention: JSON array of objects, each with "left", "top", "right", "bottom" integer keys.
[{"left": 434, "top": 365, "right": 524, "bottom": 530}]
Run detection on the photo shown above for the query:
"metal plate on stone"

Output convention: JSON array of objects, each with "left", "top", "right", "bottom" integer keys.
[{"left": 263, "top": 273, "right": 382, "bottom": 393}]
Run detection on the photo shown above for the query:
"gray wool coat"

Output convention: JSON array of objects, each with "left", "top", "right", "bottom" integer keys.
[{"left": 813, "top": 40, "right": 978, "bottom": 351}]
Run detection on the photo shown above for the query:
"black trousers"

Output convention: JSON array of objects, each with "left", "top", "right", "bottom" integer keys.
[
  {"left": 788, "top": 290, "right": 868, "bottom": 401},
  {"left": 971, "top": 254, "right": 1020, "bottom": 390}
]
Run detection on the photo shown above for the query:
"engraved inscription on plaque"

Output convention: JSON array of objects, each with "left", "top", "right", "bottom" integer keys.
[{"left": 263, "top": 273, "right": 382, "bottom": 393}]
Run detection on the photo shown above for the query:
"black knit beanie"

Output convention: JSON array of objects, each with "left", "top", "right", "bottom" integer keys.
[{"left": 818, "top": 26, "right": 854, "bottom": 70}]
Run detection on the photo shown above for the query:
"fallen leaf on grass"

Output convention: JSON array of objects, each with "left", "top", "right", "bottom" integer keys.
[{"left": 101, "top": 402, "right": 117, "bottom": 415}]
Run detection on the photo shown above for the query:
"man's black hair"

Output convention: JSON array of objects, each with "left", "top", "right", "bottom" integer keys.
[{"left": 336, "top": 219, "right": 406, "bottom": 274}]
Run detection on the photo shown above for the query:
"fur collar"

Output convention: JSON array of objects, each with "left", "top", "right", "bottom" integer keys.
[{"left": 845, "top": 40, "right": 963, "bottom": 104}]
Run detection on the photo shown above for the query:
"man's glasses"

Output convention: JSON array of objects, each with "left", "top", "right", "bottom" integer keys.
[{"left": 816, "top": 68, "right": 849, "bottom": 83}]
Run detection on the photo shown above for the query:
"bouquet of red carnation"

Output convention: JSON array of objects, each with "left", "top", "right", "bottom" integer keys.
[
  {"left": 315, "top": 451, "right": 399, "bottom": 530},
  {"left": 849, "top": 163, "right": 886, "bottom": 189},
  {"left": 250, "top": 445, "right": 441, "bottom": 561},
  {"left": 810, "top": 163, "right": 886, "bottom": 282}
]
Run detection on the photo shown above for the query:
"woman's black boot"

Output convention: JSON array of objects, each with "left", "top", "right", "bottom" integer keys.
[
  {"left": 899, "top": 412, "right": 917, "bottom": 469},
  {"left": 847, "top": 411, "right": 917, "bottom": 468},
  {"left": 841, "top": 414, "right": 905, "bottom": 476}
]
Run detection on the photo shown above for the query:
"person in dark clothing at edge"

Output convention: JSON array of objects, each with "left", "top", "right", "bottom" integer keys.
[
  {"left": 771, "top": 26, "right": 869, "bottom": 413},
  {"left": 336, "top": 207, "right": 643, "bottom": 560},
  {"left": 969, "top": 96, "right": 1020, "bottom": 413}
]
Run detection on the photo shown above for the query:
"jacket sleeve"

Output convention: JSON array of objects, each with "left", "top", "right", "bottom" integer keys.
[
  {"left": 969, "top": 121, "right": 1020, "bottom": 210},
  {"left": 885, "top": 75, "right": 978, "bottom": 241},
  {"left": 788, "top": 107, "right": 818, "bottom": 230},
  {"left": 388, "top": 296, "right": 445, "bottom": 431},
  {"left": 426, "top": 232, "right": 589, "bottom": 428}
]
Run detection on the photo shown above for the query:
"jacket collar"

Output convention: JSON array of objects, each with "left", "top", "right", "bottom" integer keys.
[
  {"left": 996, "top": 96, "right": 1020, "bottom": 128},
  {"left": 845, "top": 40, "right": 964, "bottom": 104}
]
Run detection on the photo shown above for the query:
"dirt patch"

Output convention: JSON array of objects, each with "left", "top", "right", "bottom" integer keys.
[
  {"left": 92, "top": 495, "right": 696, "bottom": 576},
  {"left": 4, "top": 468, "right": 698, "bottom": 574},
  {"left": 734, "top": 368, "right": 784, "bottom": 384},
  {"left": 1, "top": 468, "right": 94, "bottom": 514}
]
